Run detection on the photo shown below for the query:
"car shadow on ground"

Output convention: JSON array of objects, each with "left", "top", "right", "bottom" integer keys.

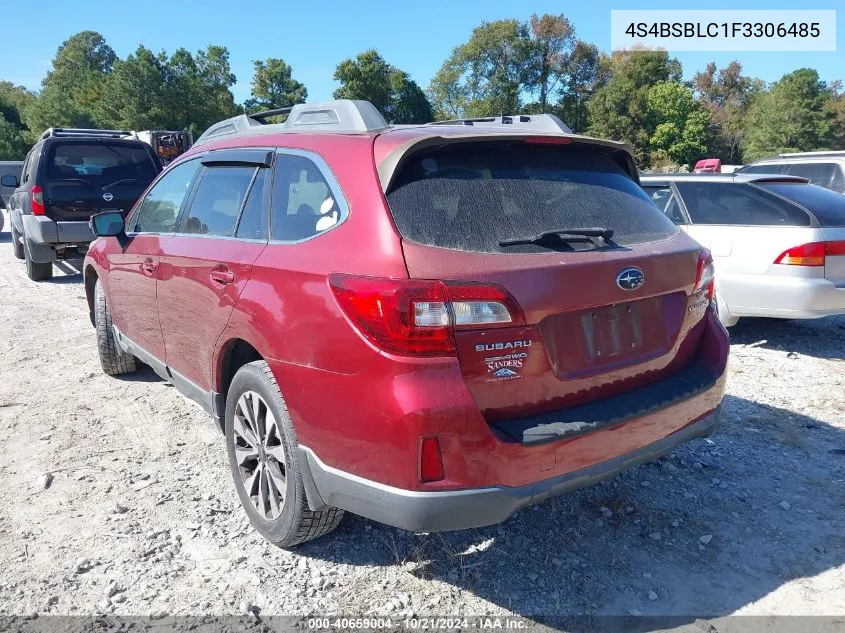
[
  {"left": 729, "top": 315, "right": 845, "bottom": 360},
  {"left": 301, "top": 394, "right": 844, "bottom": 623}
]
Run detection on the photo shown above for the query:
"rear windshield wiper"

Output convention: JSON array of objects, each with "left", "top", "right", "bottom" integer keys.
[
  {"left": 55, "top": 177, "right": 96, "bottom": 189},
  {"left": 103, "top": 178, "right": 142, "bottom": 190},
  {"left": 499, "top": 227, "right": 614, "bottom": 248}
]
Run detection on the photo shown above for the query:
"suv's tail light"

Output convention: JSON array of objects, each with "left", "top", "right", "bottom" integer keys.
[
  {"left": 31, "top": 185, "right": 45, "bottom": 216},
  {"left": 329, "top": 274, "right": 525, "bottom": 357},
  {"left": 774, "top": 242, "right": 845, "bottom": 266},
  {"left": 694, "top": 248, "right": 715, "bottom": 300}
]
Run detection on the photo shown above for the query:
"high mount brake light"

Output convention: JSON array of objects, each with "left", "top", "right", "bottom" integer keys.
[
  {"left": 694, "top": 248, "right": 715, "bottom": 301},
  {"left": 774, "top": 242, "right": 845, "bottom": 266},
  {"left": 329, "top": 275, "right": 525, "bottom": 357}
]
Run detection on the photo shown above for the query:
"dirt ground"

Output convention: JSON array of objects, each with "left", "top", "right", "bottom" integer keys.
[{"left": 0, "top": 209, "right": 843, "bottom": 628}]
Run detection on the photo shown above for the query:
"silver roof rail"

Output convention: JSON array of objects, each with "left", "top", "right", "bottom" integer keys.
[
  {"left": 193, "top": 100, "right": 389, "bottom": 146},
  {"left": 425, "top": 114, "right": 572, "bottom": 134},
  {"left": 776, "top": 150, "right": 845, "bottom": 158},
  {"left": 40, "top": 128, "right": 135, "bottom": 141}
]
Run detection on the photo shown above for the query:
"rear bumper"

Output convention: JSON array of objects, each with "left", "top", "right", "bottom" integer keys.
[
  {"left": 299, "top": 405, "right": 722, "bottom": 532},
  {"left": 22, "top": 215, "right": 94, "bottom": 245},
  {"left": 21, "top": 216, "right": 93, "bottom": 262},
  {"left": 722, "top": 273, "right": 845, "bottom": 319}
]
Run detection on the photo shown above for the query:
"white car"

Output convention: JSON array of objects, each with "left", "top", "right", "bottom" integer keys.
[{"left": 641, "top": 173, "right": 845, "bottom": 327}]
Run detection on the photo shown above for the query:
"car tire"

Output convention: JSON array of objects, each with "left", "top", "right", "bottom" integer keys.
[
  {"left": 24, "top": 241, "right": 53, "bottom": 281},
  {"left": 10, "top": 221, "right": 24, "bottom": 260},
  {"left": 225, "top": 360, "right": 344, "bottom": 548},
  {"left": 94, "top": 280, "right": 137, "bottom": 375}
]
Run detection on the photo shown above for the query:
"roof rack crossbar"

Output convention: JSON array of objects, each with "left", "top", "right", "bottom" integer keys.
[
  {"left": 40, "top": 128, "right": 134, "bottom": 140},
  {"left": 424, "top": 113, "right": 572, "bottom": 134}
]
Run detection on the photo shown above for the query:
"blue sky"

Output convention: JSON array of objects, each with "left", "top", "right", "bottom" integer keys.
[{"left": 1, "top": 0, "right": 842, "bottom": 104}]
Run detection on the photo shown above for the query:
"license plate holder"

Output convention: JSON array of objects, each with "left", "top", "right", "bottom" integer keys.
[{"left": 582, "top": 304, "right": 644, "bottom": 361}]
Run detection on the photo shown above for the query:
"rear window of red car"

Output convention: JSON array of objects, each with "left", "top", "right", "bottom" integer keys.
[{"left": 384, "top": 142, "right": 678, "bottom": 254}]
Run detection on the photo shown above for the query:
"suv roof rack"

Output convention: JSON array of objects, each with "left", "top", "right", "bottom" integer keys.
[
  {"left": 193, "top": 100, "right": 389, "bottom": 147},
  {"left": 425, "top": 114, "right": 572, "bottom": 134},
  {"left": 776, "top": 150, "right": 845, "bottom": 158},
  {"left": 40, "top": 128, "right": 135, "bottom": 141}
]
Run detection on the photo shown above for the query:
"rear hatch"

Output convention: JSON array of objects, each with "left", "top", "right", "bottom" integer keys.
[
  {"left": 382, "top": 137, "right": 707, "bottom": 422},
  {"left": 759, "top": 181, "right": 845, "bottom": 284},
  {"left": 39, "top": 140, "right": 160, "bottom": 221}
]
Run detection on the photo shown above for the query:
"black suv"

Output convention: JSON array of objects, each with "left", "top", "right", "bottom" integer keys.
[{"left": 1, "top": 128, "right": 162, "bottom": 280}]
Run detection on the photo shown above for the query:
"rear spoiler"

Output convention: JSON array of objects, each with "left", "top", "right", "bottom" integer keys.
[{"left": 376, "top": 133, "right": 639, "bottom": 193}]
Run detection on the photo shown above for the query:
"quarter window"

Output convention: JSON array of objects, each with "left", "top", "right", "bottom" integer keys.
[
  {"left": 271, "top": 153, "right": 344, "bottom": 241},
  {"left": 180, "top": 166, "right": 256, "bottom": 237},
  {"left": 131, "top": 159, "right": 201, "bottom": 233},
  {"left": 675, "top": 182, "right": 811, "bottom": 227}
]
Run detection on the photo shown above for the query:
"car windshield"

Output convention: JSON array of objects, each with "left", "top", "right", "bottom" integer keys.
[
  {"left": 47, "top": 142, "right": 158, "bottom": 184},
  {"left": 385, "top": 142, "right": 678, "bottom": 254},
  {"left": 760, "top": 182, "right": 845, "bottom": 227}
]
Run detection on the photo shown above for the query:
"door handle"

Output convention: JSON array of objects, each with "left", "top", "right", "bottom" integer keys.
[
  {"left": 142, "top": 258, "right": 157, "bottom": 274},
  {"left": 210, "top": 269, "right": 235, "bottom": 285}
]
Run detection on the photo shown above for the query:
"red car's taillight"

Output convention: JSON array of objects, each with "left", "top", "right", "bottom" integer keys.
[
  {"left": 694, "top": 248, "right": 715, "bottom": 301},
  {"left": 774, "top": 242, "right": 845, "bottom": 266},
  {"left": 31, "top": 185, "right": 45, "bottom": 216},
  {"left": 328, "top": 274, "right": 525, "bottom": 357}
]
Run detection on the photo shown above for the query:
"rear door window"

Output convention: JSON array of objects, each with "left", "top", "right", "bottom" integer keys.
[
  {"left": 760, "top": 182, "right": 845, "bottom": 227},
  {"left": 675, "top": 182, "right": 811, "bottom": 226},
  {"left": 385, "top": 142, "right": 678, "bottom": 253},
  {"left": 179, "top": 166, "right": 256, "bottom": 237},
  {"left": 783, "top": 162, "right": 839, "bottom": 189}
]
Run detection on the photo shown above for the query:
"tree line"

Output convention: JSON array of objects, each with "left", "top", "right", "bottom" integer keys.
[{"left": 1, "top": 17, "right": 844, "bottom": 168}]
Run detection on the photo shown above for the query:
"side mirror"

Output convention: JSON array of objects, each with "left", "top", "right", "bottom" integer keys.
[
  {"left": 0, "top": 175, "right": 19, "bottom": 188},
  {"left": 90, "top": 211, "right": 125, "bottom": 238}
]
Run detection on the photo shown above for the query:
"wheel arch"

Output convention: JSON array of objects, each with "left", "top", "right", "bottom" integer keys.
[
  {"left": 214, "top": 337, "right": 265, "bottom": 431},
  {"left": 84, "top": 264, "right": 99, "bottom": 326}
]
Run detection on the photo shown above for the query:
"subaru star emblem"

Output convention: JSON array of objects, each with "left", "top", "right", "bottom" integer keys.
[
  {"left": 102, "top": 192, "right": 114, "bottom": 202},
  {"left": 616, "top": 267, "right": 644, "bottom": 291}
]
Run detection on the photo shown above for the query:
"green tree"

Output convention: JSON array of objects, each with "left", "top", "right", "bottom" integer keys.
[
  {"left": 25, "top": 31, "right": 116, "bottom": 133},
  {"left": 587, "top": 47, "right": 683, "bottom": 165},
  {"left": 693, "top": 61, "right": 763, "bottom": 163},
  {"left": 334, "top": 50, "right": 432, "bottom": 123},
  {"left": 824, "top": 80, "right": 845, "bottom": 150},
  {"left": 743, "top": 68, "right": 835, "bottom": 160},
  {"left": 555, "top": 41, "right": 600, "bottom": 132},
  {"left": 525, "top": 14, "right": 576, "bottom": 111},
  {"left": 95, "top": 46, "right": 170, "bottom": 130},
  {"left": 428, "top": 20, "right": 531, "bottom": 118},
  {"left": 245, "top": 58, "right": 307, "bottom": 113},
  {"left": 0, "top": 113, "right": 29, "bottom": 160},
  {"left": 647, "top": 82, "right": 711, "bottom": 166}
]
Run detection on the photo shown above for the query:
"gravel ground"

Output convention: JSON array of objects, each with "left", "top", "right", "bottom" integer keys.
[{"left": 0, "top": 208, "right": 844, "bottom": 626}]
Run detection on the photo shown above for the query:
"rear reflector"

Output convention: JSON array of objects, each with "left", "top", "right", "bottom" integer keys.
[
  {"left": 420, "top": 437, "right": 444, "bottom": 482},
  {"left": 329, "top": 275, "right": 525, "bottom": 357},
  {"left": 31, "top": 185, "right": 45, "bottom": 216},
  {"left": 773, "top": 242, "right": 845, "bottom": 266},
  {"left": 694, "top": 248, "right": 715, "bottom": 300}
]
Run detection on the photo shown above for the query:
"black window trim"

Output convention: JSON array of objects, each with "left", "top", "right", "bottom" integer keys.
[
  {"left": 671, "top": 180, "right": 818, "bottom": 228},
  {"left": 268, "top": 147, "right": 349, "bottom": 245}
]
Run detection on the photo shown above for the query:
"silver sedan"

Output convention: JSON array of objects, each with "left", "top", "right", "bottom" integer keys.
[{"left": 640, "top": 173, "right": 845, "bottom": 327}]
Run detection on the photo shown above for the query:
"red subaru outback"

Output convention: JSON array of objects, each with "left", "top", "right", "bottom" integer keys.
[{"left": 84, "top": 101, "right": 728, "bottom": 547}]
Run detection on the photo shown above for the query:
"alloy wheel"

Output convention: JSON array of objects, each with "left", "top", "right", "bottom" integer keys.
[{"left": 232, "top": 390, "right": 287, "bottom": 520}]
